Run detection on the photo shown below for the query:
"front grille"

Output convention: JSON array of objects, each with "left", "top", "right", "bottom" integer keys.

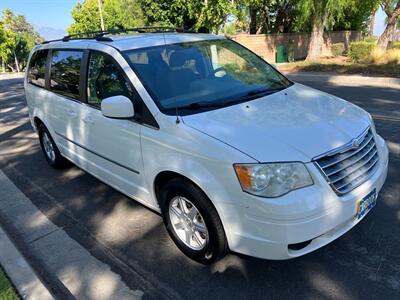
[{"left": 314, "top": 127, "right": 379, "bottom": 195}]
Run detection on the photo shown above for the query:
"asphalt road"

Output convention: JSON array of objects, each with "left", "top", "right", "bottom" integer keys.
[{"left": 0, "top": 76, "right": 399, "bottom": 300}]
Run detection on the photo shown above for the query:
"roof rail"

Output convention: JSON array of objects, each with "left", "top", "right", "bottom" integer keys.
[{"left": 42, "top": 27, "right": 195, "bottom": 44}]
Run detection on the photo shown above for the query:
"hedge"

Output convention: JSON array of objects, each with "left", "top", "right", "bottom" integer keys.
[
  {"left": 349, "top": 41, "right": 375, "bottom": 62},
  {"left": 389, "top": 41, "right": 400, "bottom": 50},
  {"left": 331, "top": 43, "right": 345, "bottom": 56}
]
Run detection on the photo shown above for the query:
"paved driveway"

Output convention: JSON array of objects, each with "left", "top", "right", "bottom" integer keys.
[{"left": 0, "top": 76, "right": 399, "bottom": 299}]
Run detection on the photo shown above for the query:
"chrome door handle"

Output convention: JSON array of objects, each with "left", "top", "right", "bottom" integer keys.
[
  {"left": 67, "top": 110, "right": 77, "bottom": 118},
  {"left": 83, "top": 117, "right": 94, "bottom": 125}
]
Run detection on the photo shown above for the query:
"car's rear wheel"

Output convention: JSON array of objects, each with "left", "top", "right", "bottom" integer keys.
[
  {"left": 159, "top": 177, "right": 228, "bottom": 263},
  {"left": 38, "top": 124, "right": 69, "bottom": 168}
]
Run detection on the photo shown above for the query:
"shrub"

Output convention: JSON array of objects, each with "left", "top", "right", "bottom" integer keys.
[
  {"left": 385, "top": 49, "right": 400, "bottom": 64},
  {"left": 331, "top": 43, "right": 345, "bottom": 56},
  {"left": 368, "top": 48, "right": 386, "bottom": 64},
  {"left": 389, "top": 41, "right": 400, "bottom": 50},
  {"left": 368, "top": 48, "right": 400, "bottom": 65},
  {"left": 349, "top": 41, "right": 375, "bottom": 62},
  {"left": 363, "top": 36, "right": 377, "bottom": 43}
]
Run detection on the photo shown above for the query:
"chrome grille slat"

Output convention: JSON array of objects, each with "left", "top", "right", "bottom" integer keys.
[
  {"left": 334, "top": 155, "right": 379, "bottom": 190},
  {"left": 314, "top": 127, "right": 380, "bottom": 195},
  {"left": 329, "top": 148, "right": 378, "bottom": 183},
  {"left": 337, "top": 159, "right": 379, "bottom": 194},
  {"left": 325, "top": 142, "right": 375, "bottom": 177},
  {"left": 319, "top": 132, "right": 373, "bottom": 169}
]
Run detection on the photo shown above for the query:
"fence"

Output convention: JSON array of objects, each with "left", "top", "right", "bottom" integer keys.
[{"left": 230, "top": 31, "right": 362, "bottom": 62}]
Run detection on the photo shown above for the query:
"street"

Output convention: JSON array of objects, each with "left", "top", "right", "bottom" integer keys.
[{"left": 0, "top": 75, "right": 399, "bottom": 299}]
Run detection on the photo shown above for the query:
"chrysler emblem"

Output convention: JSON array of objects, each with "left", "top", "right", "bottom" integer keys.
[{"left": 351, "top": 138, "right": 361, "bottom": 149}]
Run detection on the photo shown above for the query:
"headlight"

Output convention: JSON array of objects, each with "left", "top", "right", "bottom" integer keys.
[{"left": 234, "top": 162, "right": 313, "bottom": 197}]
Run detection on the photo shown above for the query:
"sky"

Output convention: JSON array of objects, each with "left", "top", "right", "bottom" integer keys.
[{"left": 0, "top": 0, "right": 389, "bottom": 40}]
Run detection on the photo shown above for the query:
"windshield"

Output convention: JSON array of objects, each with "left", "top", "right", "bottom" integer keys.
[{"left": 124, "top": 39, "right": 292, "bottom": 115}]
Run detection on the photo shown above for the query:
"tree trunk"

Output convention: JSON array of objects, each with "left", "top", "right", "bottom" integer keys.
[
  {"left": 249, "top": 6, "right": 257, "bottom": 34},
  {"left": 13, "top": 51, "right": 20, "bottom": 73},
  {"left": 377, "top": 21, "right": 396, "bottom": 49},
  {"left": 369, "top": 10, "right": 376, "bottom": 36},
  {"left": 306, "top": 20, "right": 325, "bottom": 60},
  {"left": 378, "top": 4, "right": 400, "bottom": 49},
  {"left": 7, "top": 64, "right": 15, "bottom": 73},
  {"left": 1, "top": 58, "right": 5, "bottom": 73}
]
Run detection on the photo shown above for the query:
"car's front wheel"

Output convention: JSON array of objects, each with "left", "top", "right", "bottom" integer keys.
[{"left": 159, "top": 178, "right": 228, "bottom": 263}]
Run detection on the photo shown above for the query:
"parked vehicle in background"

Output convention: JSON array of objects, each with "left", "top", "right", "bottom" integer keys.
[{"left": 24, "top": 29, "right": 389, "bottom": 263}]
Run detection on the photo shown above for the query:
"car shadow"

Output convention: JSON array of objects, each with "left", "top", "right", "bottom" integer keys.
[{"left": 0, "top": 76, "right": 399, "bottom": 299}]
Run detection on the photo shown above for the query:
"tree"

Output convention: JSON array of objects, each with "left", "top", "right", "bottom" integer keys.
[
  {"left": 137, "top": 0, "right": 196, "bottom": 29},
  {"left": 68, "top": 0, "right": 144, "bottom": 35},
  {"left": 378, "top": 0, "right": 400, "bottom": 49},
  {"left": 1, "top": 9, "right": 43, "bottom": 72},
  {"left": 193, "top": 0, "right": 235, "bottom": 33},
  {"left": 137, "top": 0, "right": 234, "bottom": 33},
  {"left": 298, "top": 0, "right": 348, "bottom": 60},
  {"left": 234, "top": 0, "right": 301, "bottom": 34},
  {"left": 332, "top": 0, "right": 380, "bottom": 33}
]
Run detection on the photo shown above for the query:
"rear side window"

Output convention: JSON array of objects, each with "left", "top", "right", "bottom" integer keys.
[
  {"left": 27, "top": 50, "right": 48, "bottom": 88},
  {"left": 87, "top": 52, "right": 134, "bottom": 107},
  {"left": 50, "top": 50, "right": 83, "bottom": 99}
]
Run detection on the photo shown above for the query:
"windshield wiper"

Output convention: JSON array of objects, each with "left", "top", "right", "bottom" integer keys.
[
  {"left": 163, "top": 87, "right": 285, "bottom": 114},
  {"left": 222, "top": 87, "right": 285, "bottom": 106},
  {"left": 176, "top": 102, "right": 225, "bottom": 110}
]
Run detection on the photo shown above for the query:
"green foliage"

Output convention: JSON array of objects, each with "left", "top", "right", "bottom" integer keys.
[
  {"left": 234, "top": 0, "right": 303, "bottom": 34},
  {"left": 68, "top": 0, "right": 233, "bottom": 34},
  {"left": 136, "top": 0, "right": 234, "bottom": 33},
  {"left": 0, "top": 9, "right": 42, "bottom": 72},
  {"left": 136, "top": 0, "right": 195, "bottom": 29},
  {"left": 68, "top": 0, "right": 144, "bottom": 34},
  {"left": 363, "top": 35, "right": 378, "bottom": 43},
  {"left": 389, "top": 41, "right": 400, "bottom": 49},
  {"left": 349, "top": 41, "right": 375, "bottom": 62},
  {"left": 333, "top": 0, "right": 380, "bottom": 32},
  {"left": 297, "top": 0, "right": 348, "bottom": 29},
  {"left": 331, "top": 43, "right": 344, "bottom": 56},
  {"left": 0, "top": 268, "right": 19, "bottom": 300}
]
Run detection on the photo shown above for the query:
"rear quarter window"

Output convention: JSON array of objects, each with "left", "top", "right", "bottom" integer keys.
[
  {"left": 27, "top": 50, "right": 48, "bottom": 88},
  {"left": 50, "top": 50, "right": 83, "bottom": 100}
]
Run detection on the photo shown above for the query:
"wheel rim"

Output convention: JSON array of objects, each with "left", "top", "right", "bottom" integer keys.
[
  {"left": 169, "top": 196, "right": 209, "bottom": 251},
  {"left": 42, "top": 132, "right": 55, "bottom": 162}
]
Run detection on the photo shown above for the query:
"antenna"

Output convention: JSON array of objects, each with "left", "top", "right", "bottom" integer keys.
[{"left": 175, "top": 106, "right": 180, "bottom": 124}]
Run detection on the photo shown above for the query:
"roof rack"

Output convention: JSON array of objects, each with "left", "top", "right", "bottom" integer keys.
[{"left": 42, "top": 27, "right": 195, "bottom": 44}]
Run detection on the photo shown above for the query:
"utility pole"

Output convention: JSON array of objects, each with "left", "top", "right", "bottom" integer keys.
[{"left": 97, "top": 0, "right": 105, "bottom": 31}]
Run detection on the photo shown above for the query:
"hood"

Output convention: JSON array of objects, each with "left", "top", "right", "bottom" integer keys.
[{"left": 182, "top": 83, "right": 370, "bottom": 162}]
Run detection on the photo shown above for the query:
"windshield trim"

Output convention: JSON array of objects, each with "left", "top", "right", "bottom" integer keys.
[{"left": 122, "top": 38, "right": 294, "bottom": 116}]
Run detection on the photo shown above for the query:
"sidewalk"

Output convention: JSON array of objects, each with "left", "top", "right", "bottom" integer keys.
[
  {"left": 0, "top": 169, "right": 143, "bottom": 300},
  {"left": 0, "top": 227, "right": 54, "bottom": 300},
  {"left": 282, "top": 71, "right": 400, "bottom": 89}
]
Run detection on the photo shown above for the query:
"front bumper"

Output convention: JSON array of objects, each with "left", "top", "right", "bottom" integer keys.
[{"left": 221, "top": 135, "right": 389, "bottom": 260}]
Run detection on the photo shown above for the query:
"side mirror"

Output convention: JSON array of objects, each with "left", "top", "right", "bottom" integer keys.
[{"left": 101, "top": 95, "right": 134, "bottom": 119}]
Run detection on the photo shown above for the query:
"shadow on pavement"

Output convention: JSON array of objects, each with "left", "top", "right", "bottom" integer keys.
[{"left": 0, "top": 76, "right": 399, "bottom": 299}]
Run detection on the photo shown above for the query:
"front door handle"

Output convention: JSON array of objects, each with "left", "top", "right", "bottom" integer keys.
[
  {"left": 83, "top": 117, "right": 94, "bottom": 125},
  {"left": 67, "top": 110, "right": 77, "bottom": 118}
]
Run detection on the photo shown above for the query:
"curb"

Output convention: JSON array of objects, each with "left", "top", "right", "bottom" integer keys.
[
  {"left": 0, "top": 73, "right": 24, "bottom": 79},
  {"left": 0, "top": 227, "right": 54, "bottom": 300},
  {"left": 282, "top": 72, "right": 400, "bottom": 89},
  {"left": 0, "top": 169, "right": 144, "bottom": 299}
]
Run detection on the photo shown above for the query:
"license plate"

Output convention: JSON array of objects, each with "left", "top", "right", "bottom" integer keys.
[{"left": 357, "top": 189, "right": 377, "bottom": 219}]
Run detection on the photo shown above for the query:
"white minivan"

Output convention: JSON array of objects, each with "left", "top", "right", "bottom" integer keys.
[{"left": 25, "top": 29, "right": 389, "bottom": 263}]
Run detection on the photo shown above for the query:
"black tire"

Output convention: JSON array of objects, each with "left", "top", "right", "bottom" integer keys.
[
  {"left": 159, "top": 177, "right": 228, "bottom": 264},
  {"left": 38, "top": 124, "right": 69, "bottom": 169}
]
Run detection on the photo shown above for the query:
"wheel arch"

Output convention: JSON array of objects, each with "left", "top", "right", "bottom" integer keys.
[
  {"left": 33, "top": 116, "right": 44, "bottom": 131},
  {"left": 154, "top": 171, "right": 201, "bottom": 207}
]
